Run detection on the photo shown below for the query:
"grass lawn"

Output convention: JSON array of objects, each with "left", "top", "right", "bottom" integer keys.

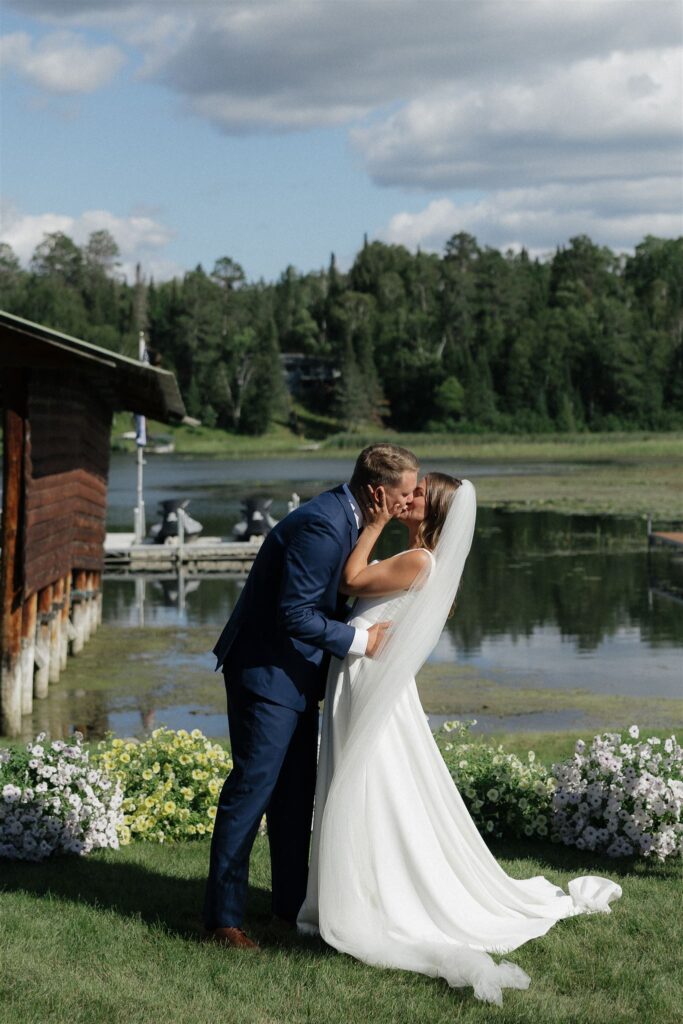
[{"left": 2, "top": 726, "right": 681, "bottom": 1024}]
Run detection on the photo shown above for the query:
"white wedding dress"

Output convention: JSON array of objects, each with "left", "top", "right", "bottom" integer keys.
[{"left": 297, "top": 483, "right": 622, "bottom": 1007}]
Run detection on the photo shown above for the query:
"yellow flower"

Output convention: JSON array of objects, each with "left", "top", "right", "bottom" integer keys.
[
  {"left": 112, "top": 739, "right": 124, "bottom": 749},
  {"left": 207, "top": 806, "right": 217, "bottom": 819},
  {"left": 119, "top": 752, "right": 131, "bottom": 764},
  {"left": 196, "top": 823, "right": 206, "bottom": 835},
  {"left": 163, "top": 801, "right": 176, "bottom": 814},
  {"left": 181, "top": 787, "right": 194, "bottom": 801},
  {"left": 187, "top": 825, "right": 196, "bottom": 835},
  {"left": 142, "top": 769, "right": 153, "bottom": 781},
  {"left": 119, "top": 826, "right": 131, "bottom": 845},
  {"left": 208, "top": 779, "right": 220, "bottom": 796},
  {"left": 178, "top": 808, "right": 190, "bottom": 821},
  {"left": 191, "top": 729, "right": 203, "bottom": 739},
  {"left": 152, "top": 762, "right": 161, "bottom": 774},
  {"left": 144, "top": 796, "right": 157, "bottom": 809},
  {"left": 179, "top": 754, "right": 191, "bottom": 766}
]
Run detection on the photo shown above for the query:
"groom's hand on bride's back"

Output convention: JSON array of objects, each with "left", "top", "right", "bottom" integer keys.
[{"left": 366, "top": 621, "right": 391, "bottom": 658}]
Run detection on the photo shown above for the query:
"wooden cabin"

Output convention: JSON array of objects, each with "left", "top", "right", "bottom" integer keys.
[{"left": 0, "top": 311, "right": 186, "bottom": 736}]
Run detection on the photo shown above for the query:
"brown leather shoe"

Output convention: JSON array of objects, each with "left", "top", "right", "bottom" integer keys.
[{"left": 205, "top": 926, "right": 261, "bottom": 950}]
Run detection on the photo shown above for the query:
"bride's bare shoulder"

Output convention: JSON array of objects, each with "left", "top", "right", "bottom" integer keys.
[
  {"left": 340, "top": 547, "right": 431, "bottom": 597},
  {"left": 395, "top": 547, "right": 435, "bottom": 568}
]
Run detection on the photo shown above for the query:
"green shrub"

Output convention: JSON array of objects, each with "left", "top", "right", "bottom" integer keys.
[
  {"left": 435, "top": 720, "right": 554, "bottom": 840},
  {"left": 95, "top": 728, "right": 232, "bottom": 844}
]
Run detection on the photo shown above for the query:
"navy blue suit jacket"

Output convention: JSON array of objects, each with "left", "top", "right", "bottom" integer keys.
[{"left": 213, "top": 485, "right": 358, "bottom": 711}]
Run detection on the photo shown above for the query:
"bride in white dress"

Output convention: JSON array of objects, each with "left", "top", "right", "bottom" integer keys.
[{"left": 297, "top": 473, "right": 622, "bottom": 1006}]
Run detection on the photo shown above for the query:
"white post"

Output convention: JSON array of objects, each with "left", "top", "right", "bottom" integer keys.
[
  {"left": 135, "top": 576, "right": 145, "bottom": 628},
  {"left": 177, "top": 506, "right": 185, "bottom": 566},
  {"left": 134, "top": 330, "right": 147, "bottom": 543},
  {"left": 135, "top": 446, "right": 145, "bottom": 542}
]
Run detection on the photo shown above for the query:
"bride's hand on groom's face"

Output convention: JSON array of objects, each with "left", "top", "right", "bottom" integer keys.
[{"left": 365, "top": 486, "right": 395, "bottom": 528}]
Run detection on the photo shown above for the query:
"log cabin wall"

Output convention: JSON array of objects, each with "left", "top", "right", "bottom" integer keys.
[
  {"left": 0, "top": 310, "right": 186, "bottom": 736},
  {"left": 24, "top": 371, "right": 111, "bottom": 596},
  {"left": 1, "top": 370, "right": 111, "bottom": 735}
]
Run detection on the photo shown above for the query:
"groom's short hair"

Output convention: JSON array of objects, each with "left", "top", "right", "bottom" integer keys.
[{"left": 350, "top": 443, "right": 419, "bottom": 490}]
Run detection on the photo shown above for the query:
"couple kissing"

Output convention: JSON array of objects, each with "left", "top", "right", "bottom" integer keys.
[{"left": 203, "top": 443, "right": 621, "bottom": 1007}]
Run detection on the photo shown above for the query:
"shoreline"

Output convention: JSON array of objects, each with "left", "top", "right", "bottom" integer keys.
[
  {"left": 109, "top": 424, "right": 683, "bottom": 519},
  {"left": 2, "top": 626, "right": 680, "bottom": 751}
]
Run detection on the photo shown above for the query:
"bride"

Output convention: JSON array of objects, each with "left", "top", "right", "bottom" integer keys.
[{"left": 297, "top": 473, "right": 622, "bottom": 1006}]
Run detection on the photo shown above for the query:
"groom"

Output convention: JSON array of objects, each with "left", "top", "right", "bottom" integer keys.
[{"left": 203, "top": 443, "right": 419, "bottom": 948}]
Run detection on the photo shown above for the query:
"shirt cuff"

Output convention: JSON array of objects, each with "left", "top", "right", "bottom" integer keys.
[{"left": 348, "top": 628, "right": 369, "bottom": 657}]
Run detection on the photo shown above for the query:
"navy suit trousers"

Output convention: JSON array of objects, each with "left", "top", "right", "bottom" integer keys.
[{"left": 203, "top": 678, "right": 318, "bottom": 928}]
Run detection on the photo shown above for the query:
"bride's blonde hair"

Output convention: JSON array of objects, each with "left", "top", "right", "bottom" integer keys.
[{"left": 414, "top": 473, "right": 462, "bottom": 552}]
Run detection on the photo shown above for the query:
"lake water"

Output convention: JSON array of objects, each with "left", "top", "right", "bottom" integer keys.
[{"left": 27, "top": 453, "right": 683, "bottom": 740}]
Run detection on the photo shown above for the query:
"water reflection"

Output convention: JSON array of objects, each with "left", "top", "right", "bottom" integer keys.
[
  {"left": 101, "top": 507, "right": 683, "bottom": 699},
  {"left": 26, "top": 455, "right": 680, "bottom": 740}
]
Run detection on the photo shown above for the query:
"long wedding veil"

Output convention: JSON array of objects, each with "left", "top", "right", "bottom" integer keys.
[
  {"left": 319, "top": 480, "right": 477, "bottom": 893},
  {"left": 330, "top": 477, "right": 476, "bottom": 774}
]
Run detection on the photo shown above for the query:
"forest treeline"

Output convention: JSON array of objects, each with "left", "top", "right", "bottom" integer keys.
[{"left": 0, "top": 230, "right": 681, "bottom": 435}]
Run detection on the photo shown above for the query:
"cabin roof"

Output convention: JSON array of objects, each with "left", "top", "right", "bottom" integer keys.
[{"left": 0, "top": 309, "right": 186, "bottom": 422}]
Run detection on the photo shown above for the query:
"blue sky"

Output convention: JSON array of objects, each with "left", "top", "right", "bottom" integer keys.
[{"left": 1, "top": 1, "right": 681, "bottom": 284}]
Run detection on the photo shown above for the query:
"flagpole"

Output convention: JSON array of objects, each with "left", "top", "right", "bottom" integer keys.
[{"left": 134, "top": 330, "right": 147, "bottom": 543}]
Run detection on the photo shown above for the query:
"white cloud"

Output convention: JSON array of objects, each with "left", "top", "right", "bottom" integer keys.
[
  {"left": 0, "top": 204, "right": 180, "bottom": 281},
  {"left": 382, "top": 178, "right": 683, "bottom": 256},
  {"left": 3, "top": 1, "right": 682, "bottom": 262},
  {"left": 145, "top": 2, "right": 681, "bottom": 134},
  {"left": 0, "top": 30, "right": 124, "bottom": 93},
  {"left": 354, "top": 47, "right": 683, "bottom": 190}
]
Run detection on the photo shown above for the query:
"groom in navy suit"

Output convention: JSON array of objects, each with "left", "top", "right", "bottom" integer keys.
[{"left": 203, "top": 443, "right": 419, "bottom": 947}]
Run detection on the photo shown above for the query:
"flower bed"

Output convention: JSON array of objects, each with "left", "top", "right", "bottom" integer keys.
[
  {"left": 437, "top": 721, "right": 682, "bottom": 862},
  {"left": 95, "top": 727, "right": 232, "bottom": 844},
  {"left": 551, "top": 727, "right": 683, "bottom": 862},
  {"left": 0, "top": 733, "right": 123, "bottom": 861},
  {"left": 436, "top": 720, "right": 555, "bottom": 840},
  {"left": 4, "top": 723, "right": 680, "bottom": 863}
]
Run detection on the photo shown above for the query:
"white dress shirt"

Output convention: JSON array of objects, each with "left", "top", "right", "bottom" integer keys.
[{"left": 342, "top": 483, "right": 369, "bottom": 656}]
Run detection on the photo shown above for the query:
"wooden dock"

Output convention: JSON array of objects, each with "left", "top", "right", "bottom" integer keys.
[
  {"left": 649, "top": 531, "right": 683, "bottom": 550},
  {"left": 104, "top": 534, "right": 262, "bottom": 573}
]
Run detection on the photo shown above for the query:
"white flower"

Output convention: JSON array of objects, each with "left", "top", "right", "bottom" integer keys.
[
  {"left": 1, "top": 733, "right": 123, "bottom": 864},
  {"left": 629, "top": 725, "right": 639, "bottom": 740}
]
